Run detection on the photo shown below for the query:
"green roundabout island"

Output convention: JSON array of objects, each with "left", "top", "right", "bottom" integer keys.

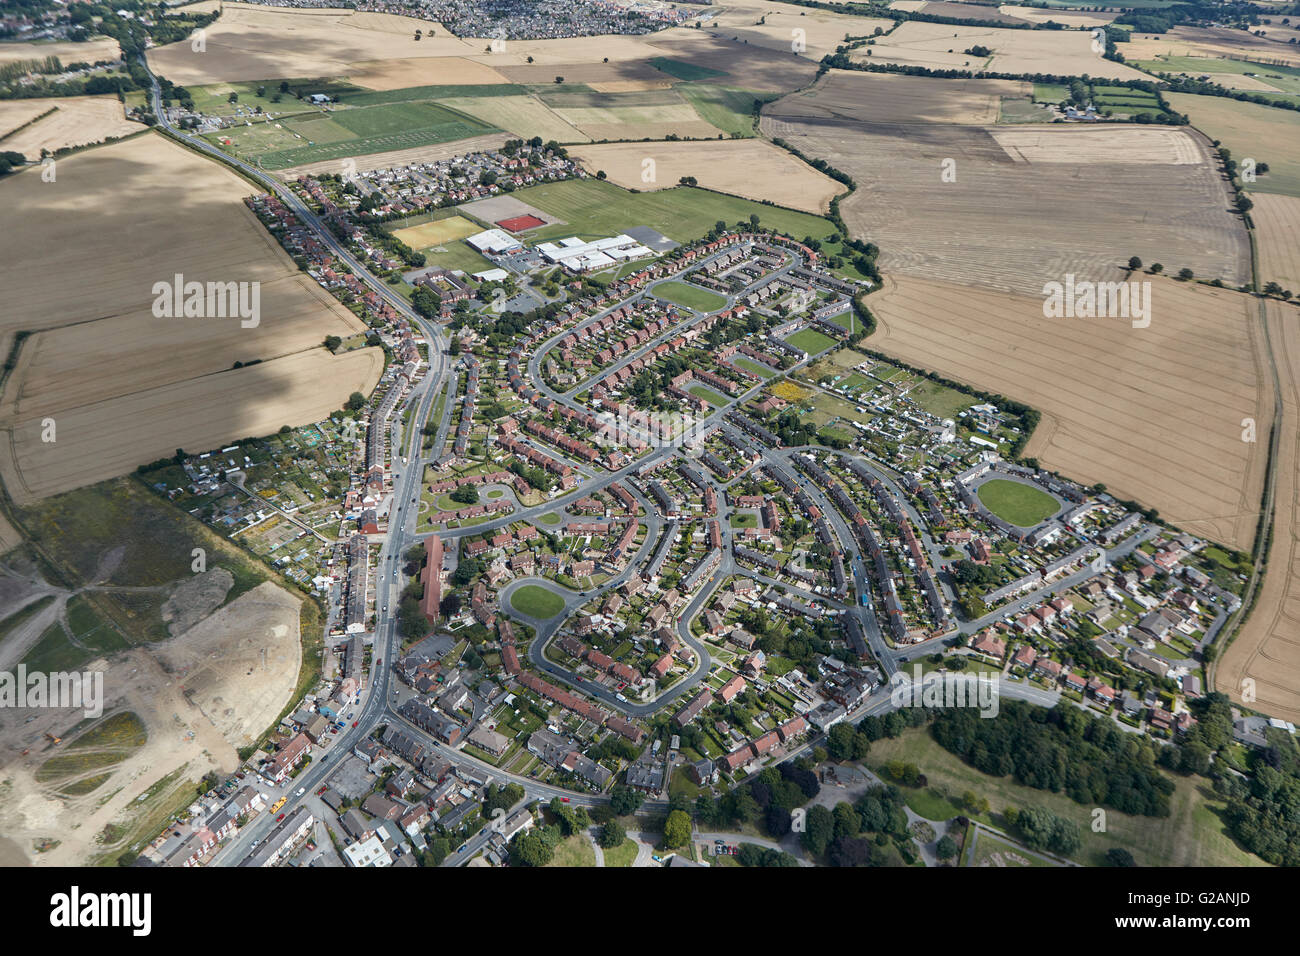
[{"left": 509, "top": 584, "right": 567, "bottom": 619}]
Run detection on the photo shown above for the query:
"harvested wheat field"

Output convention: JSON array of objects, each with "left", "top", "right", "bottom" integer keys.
[
  {"left": 492, "top": 58, "right": 674, "bottom": 91},
  {"left": 919, "top": 2, "right": 1030, "bottom": 25},
  {"left": 572, "top": 139, "right": 843, "bottom": 213},
  {"left": 761, "top": 114, "right": 1249, "bottom": 294},
  {"left": 439, "top": 94, "right": 589, "bottom": 143},
  {"left": 868, "top": 275, "right": 1273, "bottom": 551},
  {"left": 0, "top": 99, "right": 58, "bottom": 138},
  {"left": 1219, "top": 301, "right": 1300, "bottom": 722},
  {"left": 1168, "top": 92, "right": 1300, "bottom": 199},
  {"left": 1253, "top": 193, "right": 1300, "bottom": 295},
  {"left": 0, "top": 347, "right": 382, "bottom": 502},
  {"left": 0, "top": 132, "right": 379, "bottom": 503},
  {"left": 552, "top": 99, "right": 722, "bottom": 141},
  {"left": 274, "top": 131, "right": 509, "bottom": 178},
  {"left": 768, "top": 70, "right": 1029, "bottom": 125},
  {"left": 851, "top": 20, "right": 1149, "bottom": 79},
  {"left": 147, "top": 2, "right": 479, "bottom": 85},
  {"left": 0, "top": 36, "right": 121, "bottom": 65},
  {"left": 698, "top": 7, "right": 894, "bottom": 61},
  {"left": 0, "top": 95, "right": 140, "bottom": 156},
  {"left": 0, "top": 582, "right": 301, "bottom": 866},
  {"left": 346, "top": 56, "right": 513, "bottom": 90},
  {"left": 998, "top": 6, "right": 1117, "bottom": 27},
  {"left": 1126, "top": 27, "right": 1300, "bottom": 68}
]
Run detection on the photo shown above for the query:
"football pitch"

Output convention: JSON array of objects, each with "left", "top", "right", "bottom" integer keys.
[{"left": 205, "top": 100, "right": 496, "bottom": 170}]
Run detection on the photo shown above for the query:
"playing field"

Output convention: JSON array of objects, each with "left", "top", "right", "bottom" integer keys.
[
  {"left": 391, "top": 215, "right": 480, "bottom": 249},
  {"left": 1167, "top": 92, "right": 1300, "bottom": 198},
  {"left": 867, "top": 275, "right": 1273, "bottom": 550},
  {"left": 787, "top": 328, "right": 838, "bottom": 355},
  {"left": 571, "top": 138, "right": 843, "bottom": 214},
  {"left": 976, "top": 478, "right": 1060, "bottom": 526},
  {"left": 652, "top": 281, "right": 728, "bottom": 313},
  {"left": 510, "top": 584, "right": 566, "bottom": 619},
  {"left": 0, "top": 132, "right": 380, "bottom": 504},
  {"left": 762, "top": 111, "right": 1249, "bottom": 295},
  {"left": 206, "top": 99, "right": 496, "bottom": 169},
  {"left": 1219, "top": 301, "right": 1300, "bottom": 723},
  {"left": 512, "top": 178, "right": 837, "bottom": 244}
]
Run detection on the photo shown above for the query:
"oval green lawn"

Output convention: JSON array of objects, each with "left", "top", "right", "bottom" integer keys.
[
  {"left": 652, "top": 280, "right": 727, "bottom": 313},
  {"left": 510, "top": 584, "right": 566, "bottom": 619},
  {"left": 976, "top": 478, "right": 1059, "bottom": 527}
]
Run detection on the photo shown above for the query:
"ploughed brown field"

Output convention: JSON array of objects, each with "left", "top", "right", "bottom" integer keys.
[{"left": 866, "top": 275, "right": 1273, "bottom": 552}]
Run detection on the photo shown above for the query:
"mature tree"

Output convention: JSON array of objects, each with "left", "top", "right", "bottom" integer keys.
[
  {"left": 801, "top": 804, "right": 835, "bottom": 857},
  {"left": 663, "top": 810, "right": 692, "bottom": 849},
  {"left": 610, "top": 785, "right": 644, "bottom": 817},
  {"left": 935, "top": 835, "right": 958, "bottom": 861},
  {"left": 599, "top": 819, "right": 626, "bottom": 849}
]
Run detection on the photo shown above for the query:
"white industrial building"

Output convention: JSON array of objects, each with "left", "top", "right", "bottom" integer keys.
[
  {"left": 536, "top": 235, "right": 653, "bottom": 273},
  {"left": 466, "top": 228, "right": 523, "bottom": 254}
]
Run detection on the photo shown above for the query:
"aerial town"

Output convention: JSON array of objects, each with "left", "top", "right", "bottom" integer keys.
[{"left": 0, "top": 0, "right": 1294, "bottom": 910}]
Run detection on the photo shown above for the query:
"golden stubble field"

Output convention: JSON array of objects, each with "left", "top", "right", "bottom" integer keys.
[
  {"left": 761, "top": 104, "right": 1250, "bottom": 295},
  {"left": 0, "top": 36, "right": 121, "bottom": 65},
  {"left": 851, "top": 20, "right": 1150, "bottom": 79},
  {"left": 147, "top": 2, "right": 482, "bottom": 85},
  {"left": 0, "top": 95, "right": 140, "bottom": 156},
  {"left": 1219, "top": 301, "right": 1300, "bottom": 723},
  {"left": 572, "top": 138, "right": 844, "bottom": 213},
  {"left": 867, "top": 275, "right": 1273, "bottom": 552},
  {"left": 1252, "top": 193, "right": 1300, "bottom": 294},
  {"left": 0, "top": 132, "right": 381, "bottom": 503},
  {"left": 1126, "top": 26, "right": 1300, "bottom": 68}
]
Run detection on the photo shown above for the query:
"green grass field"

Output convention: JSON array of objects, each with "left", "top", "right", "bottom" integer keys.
[
  {"left": 869, "top": 728, "right": 1266, "bottom": 867},
  {"left": 652, "top": 280, "right": 728, "bottom": 312},
  {"left": 688, "top": 384, "right": 729, "bottom": 407},
  {"left": 510, "top": 584, "right": 566, "bottom": 619},
  {"left": 602, "top": 838, "right": 638, "bottom": 867},
  {"left": 907, "top": 379, "right": 973, "bottom": 419},
  {"left": 678, "top": 84, "right": 776, "bottom": 137},
  {"left": 786, "top": 327, "right": 837, "bottom": 355},
  {"left": 649, "top": 57, "right": 727, "bottom": 82},
  {"left": 1132, "top": 56, "right": 1300, "bottom": 96},
  {"left": 976, "top": 478, "right": 1059, "bottom": 527},
  {"left": 733, "top": 357, "right": 777, "bottom": 379},
  {"left": 1032, "top": 83, "right": 1071, "bottom": 103},
  {"left": 206, "top": 100, "right": 496, "bottom": 169},
  {"left": 512, "top": 178, "right": 836, "bottom": 244},
  {"left": 545, "top": 833, "right": 597, "bottom": 866}
]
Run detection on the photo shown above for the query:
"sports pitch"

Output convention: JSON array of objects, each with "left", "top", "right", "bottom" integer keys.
[
  {"left": 652, "top": 280, "right": 728, "bottom": 313},
  {"left": 205, "top": 100, "right": 496, "bottom": 170},
  {"left": 976, "top": 478, "right": 1060, "bottom": 527},
  {"left": 391, "top": 215, "right": 481, "bottom": 249}
]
